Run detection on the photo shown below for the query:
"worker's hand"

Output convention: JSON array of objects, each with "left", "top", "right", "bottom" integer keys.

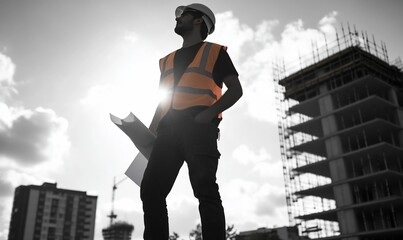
[{"left": 194, "top": 108, "right": 215, "bottom": 124}]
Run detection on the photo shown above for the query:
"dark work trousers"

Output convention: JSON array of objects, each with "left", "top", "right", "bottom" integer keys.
[{"left": 140, "top": 112, "right": 225, "bottom": 240}]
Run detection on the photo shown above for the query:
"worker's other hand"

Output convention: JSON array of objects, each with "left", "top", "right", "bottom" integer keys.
[{"left": 194, "top": 108, "right": 215, "bottom": 124}]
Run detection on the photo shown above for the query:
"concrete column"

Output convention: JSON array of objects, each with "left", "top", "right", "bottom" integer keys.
[
  {"left": 318, "top": 94, "right": 334, "bottom": 115},
  {"left": 388, "top": 87, "right": 399, "bottom": 105},
  {"left": 395, "top": 109, "right": 403, "bottom": 148},
  {"left": 330, "top": 158, "right": 358, "bottom": 233},
  {"left": 337, "top": 208, "right": 360, "bottom": 239},
  {"left": 318, "top": 85, "right": 359, "bottom": 237},
  {"left": 318, "top": 89, "right": 344, "bottom": 166},
  {"left": 388, "top": 88, "right": 403, "bottom": 147},
  {"left": 329, "top": 158, "right": 348, "bottom": 182},
  {"left": 321, "top": 116, "right": 338, "bottom": 136}
]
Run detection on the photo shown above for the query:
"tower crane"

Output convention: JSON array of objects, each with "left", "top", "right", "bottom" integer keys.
[{"left": 107, "top": 176, "right": 128, "bottom": 226}]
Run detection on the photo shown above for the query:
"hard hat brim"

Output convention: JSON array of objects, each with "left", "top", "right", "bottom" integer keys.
[
  {"left": 175, "top": 6, "right": 186, "bottom": 18},
  {"left": 175, "top": 5, "right": 215, "bottom": 34}
]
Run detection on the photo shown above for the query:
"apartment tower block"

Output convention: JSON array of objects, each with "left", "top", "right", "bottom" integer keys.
[{"left": 8, "top": 182, "right": 97, "bottom": 240}]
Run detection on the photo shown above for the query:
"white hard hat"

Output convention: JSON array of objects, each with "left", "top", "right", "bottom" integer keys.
[{"left": 175, "top": 3, "right": 216, "bottom": 34}]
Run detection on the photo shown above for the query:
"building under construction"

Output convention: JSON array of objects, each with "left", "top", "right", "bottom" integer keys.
[
  {"left": 274, "top": 26, "right": 403, "bottom": 240},
  {"left": 102, "top": 177, "right": 135, "bottom": 240},
  {"left": 102, "top": 221, "right": 134, "bottom": 240}
]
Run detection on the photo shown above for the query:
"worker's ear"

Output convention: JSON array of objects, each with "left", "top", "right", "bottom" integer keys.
[{"left": 193, "top": 18, "right": 203, "bottom": 24}]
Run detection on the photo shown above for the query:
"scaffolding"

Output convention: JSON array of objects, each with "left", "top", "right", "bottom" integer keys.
[{"left": 274, "top": 24, "right": 403, "bottom": 240}]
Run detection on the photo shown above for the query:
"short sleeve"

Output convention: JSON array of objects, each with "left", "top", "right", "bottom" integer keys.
[{"left": 212, "top": 47, "right": 239, "bottom": 87}]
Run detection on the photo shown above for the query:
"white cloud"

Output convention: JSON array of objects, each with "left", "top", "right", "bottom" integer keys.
[
  {"left": 0, "top": 53, "right": 17, "bottom": 100},
  {"left": 255, "top": 20, "right": 279, "bottom": 44},
  {"left": 0, "top": 103, "right": 14, "bottom": 130},
  {"left": 210, "top": 11, "right": 255, "bottom": 64},
  {"left": 232, "top": 144, "right": 272, "bottom": 165},
  {"left": 80, "top": 84, "right": 122, "bottom": 110},
  {"left": 252, "top": 160, "right": 284, "bottom": 180},
  {"left": 104, "top": 197, "right": 143, "bottom": 213},
  {"left": 255, "top": 183, "right": 286, "bottom": 207},
  {"left": 0, "top": 105, "right": 70, "bottom": 169},
  {"left": 222, "top": 179, "right": 288, "bottom": 230},
  {"left": 2, "top": 169, "right": 45, "bottom": 188},
  {"left": 279, "top": 13, "right": 339, "bottom": 72},
  {"left": 124, "top": 31, "right": 139, "bottom": 44},
  {"left": 0, "top": 177, "right": 13, "bottom": 197},
  {"left": 0, "top": 53, "right": 15, "bottom": 84},
  {"left": 167, "top": 194, "right": 200, "bottom": 236},
  {"left": 0, "top": 197, "right": 12, "bottom": 239},
  {"left": 319, "top": 11, "right": 338, "bottom": 35},
  {"left": 167, "top": 194, "right": 198, "bottom": 211}
]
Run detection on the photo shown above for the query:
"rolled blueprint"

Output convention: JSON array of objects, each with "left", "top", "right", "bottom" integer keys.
[{"left": 110, "top": 113, "right": 156, "bottom": 186}]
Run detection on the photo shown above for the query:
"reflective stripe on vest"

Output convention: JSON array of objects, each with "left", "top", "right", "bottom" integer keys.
[{"left": 159, "top": 42, "right": 224, "bottom": 118}]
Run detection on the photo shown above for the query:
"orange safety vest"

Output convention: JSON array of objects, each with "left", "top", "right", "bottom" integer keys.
[{"left": 159, "top": 42, "right": 226, "bottom": 119}]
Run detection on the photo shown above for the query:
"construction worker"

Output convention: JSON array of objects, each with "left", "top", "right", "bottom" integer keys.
[{"left": 141, "top": 3, "right": 243, "bottom": 239}]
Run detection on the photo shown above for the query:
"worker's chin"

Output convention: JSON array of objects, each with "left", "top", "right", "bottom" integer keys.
[
  {"left": 174, "top": 25, "right": 191, "bottom": 36},
  {"left": 174, "top": 26, "right": 183, "bottom": 35}
]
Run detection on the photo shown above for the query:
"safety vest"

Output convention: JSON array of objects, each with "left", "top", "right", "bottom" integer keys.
[{"left": 159, "top": 42, "right": 225, "bottom": 119}]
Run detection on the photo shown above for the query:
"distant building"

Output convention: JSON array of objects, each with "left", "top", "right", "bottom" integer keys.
[
  {"left": 236, "top": 226, "right": 305, "bottom": 240},
  {"left": 8, "top": 182, "right": 97, "bottom": 240},
  {"left": 102, "top": 221, "right": 134, "bottom": 240},
  {"left": 275, "top": 28, "right": 403, "bottom": 239}
]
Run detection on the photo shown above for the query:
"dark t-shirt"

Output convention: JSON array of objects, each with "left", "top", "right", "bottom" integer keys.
[
  {"left": 172, "top": 42, "right": 238, "bottom": 87},
  {"left": 159, "top": 42, "right": 238, "bottom": 127}
]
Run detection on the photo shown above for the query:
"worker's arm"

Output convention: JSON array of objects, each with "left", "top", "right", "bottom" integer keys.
[
  {"left": 149, "top": 76, "right": 164, "bottom": 135},
  {"left": 149, "top": 105, "right": 162, "bottom": 136},
  {"left": 195, "top": 74, "right": 243, "bottom": 123}
]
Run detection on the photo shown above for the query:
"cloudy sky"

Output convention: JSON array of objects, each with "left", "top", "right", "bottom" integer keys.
[{"left": 0, "top": 0, "right": 402, "bottom": 239}]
